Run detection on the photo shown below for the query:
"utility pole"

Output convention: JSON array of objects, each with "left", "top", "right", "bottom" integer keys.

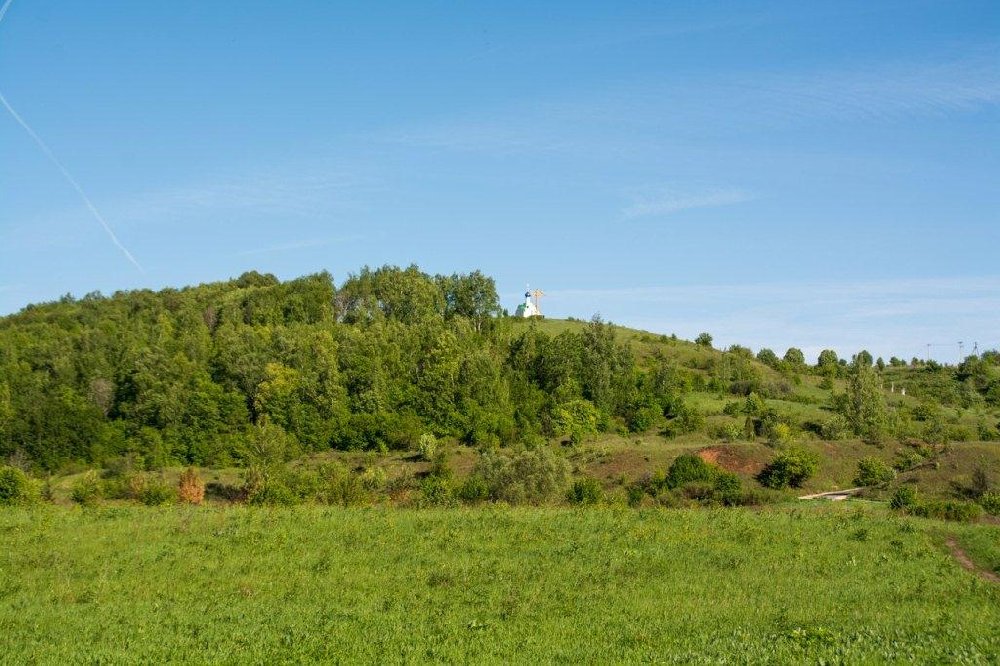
[{"left": 958, "top": 341, "right": 964, "bottom": 363}]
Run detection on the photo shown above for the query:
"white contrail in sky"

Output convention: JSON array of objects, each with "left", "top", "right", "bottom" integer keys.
[
  {"left": 0, "top": 0, "right": 15, "bottom": 24},
  {"left": 0, "top": 0, "right": 144, "bottom": 272},
  {"left": 0, "top": 0, "right": 145, "bottom": 273},
  {"left": 0, "top": 93, "right": 145, "bottom": 272}
]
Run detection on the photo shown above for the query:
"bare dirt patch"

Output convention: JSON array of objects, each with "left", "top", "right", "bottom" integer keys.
[
  {"left": 697, "top": 445, "right": 765, "bottom": 476},
  {"left": 946, "top": 537, "right": 1000, "bottom": 584}
]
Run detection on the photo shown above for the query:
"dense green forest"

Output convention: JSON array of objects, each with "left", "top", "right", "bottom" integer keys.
[
  {"left": 0, "top": 266, "right": 637, "bottom": 470},
  {"left": 1, "top": 266, "right": 998, "bottom": 488}
]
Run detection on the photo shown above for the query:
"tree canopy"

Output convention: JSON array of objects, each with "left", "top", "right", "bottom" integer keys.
[{"left": 0, "top": 267, "right": 655, "bottom": 471}]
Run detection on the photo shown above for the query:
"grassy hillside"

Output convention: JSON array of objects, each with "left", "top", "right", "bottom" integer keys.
[
  {"left": 1, "top": 268, "right": 998, "bottom": 515},
  {"left": 1, "top": 504, "right": 997, "bottom": 663}
]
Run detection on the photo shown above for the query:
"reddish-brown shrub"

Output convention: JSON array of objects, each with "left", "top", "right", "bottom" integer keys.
[{"left": 178, "top": 467, "right": 205, "bottom": 505}]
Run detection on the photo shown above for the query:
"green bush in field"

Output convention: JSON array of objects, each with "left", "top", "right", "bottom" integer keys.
[
  {"left": 360, "top": 466, "right": 387, "bottom": 491},
  {"left": 70, "top": 472, "right": 102, "bottom": 506},
  {"left": 457, "top": 475, "right": 489, "bottom": 504},
  {"left": 713, "top": 471, "right": 743, "bottom": 506},
  {"left": 316, "top": 463, "right": 365, "bottom": 506},
  {"left": 419, "top": 452, "right": 456, "bottom": 506},
  {"left": 243, "top": 465, "right": 299, "bottom": 506},
  {"left": 663, "top": 401, "right": 705, "bottom": 437},
  {"left": 738, "top": 487, "right": 786, "bottom": 506},
  {"left": 567, "top": 477, "right": 603, "bottom": 505},
  {"left": 417, "top": 433, "right": 437, "bottom": 461},
  {"left": 419, "top": 474, "right": 456, "bottom": 507},
  {"left": 0, "top": 466, "right": 37, "bottom": 506},
  {"left": 893, "top": 447, "right": 926, "bottom": 472},
  {"left": 554, "top": 399, "right": 600, "bottom": 445},
  {"left": 474, "top": 446, "right": 570, "bottom": 505},
  {"left": 679, "top": 481, "right": 716, "bottom": 502},
  {"left": 912, "top": 500, "right": 982, "bottom": 523},
  {"left": 978, "top": 491, "right": 1000, "bottom": 516},
  {"left": 819, "top": 415, "right": 850, "bottom": 440},
  {"left": 768, "top": 422, "right": 794, "bottom": 446},
  {"left": 757, "top": 448, "right": 818, "bottom": 489},
  {"left": 889, "top": 486, "right": 917, "bottom": 510},
  {"left": 140, "top": 476, "right": 177, "bottom": 506},
  {"left": 626, "top": 483, "right": 645, "bottom": 507},
  {"left": 627, "top": 404, "right": 660, "bottom": 433},
  {"left": 665, "top": 454, "right": 717, "bottom": 489},
  {"left": 854, "top": 457, "right": 896, "bottom": 487}
]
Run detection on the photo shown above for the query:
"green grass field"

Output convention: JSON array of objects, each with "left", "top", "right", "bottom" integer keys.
[{"left": 2, "top": 504, "right": 998, "bottom": 663}]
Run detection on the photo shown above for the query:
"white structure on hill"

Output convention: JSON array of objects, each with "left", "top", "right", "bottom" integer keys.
[{"left": 515, "top": 288, "right": 543, "bottom": 318}]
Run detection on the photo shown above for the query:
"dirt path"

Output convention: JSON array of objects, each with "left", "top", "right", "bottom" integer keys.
[
  {"left": 945, "top": 537, "right": 1000, "bottom": 584},
  {"left": 797, "top": 488, "right": 864, "bottom": 501}
]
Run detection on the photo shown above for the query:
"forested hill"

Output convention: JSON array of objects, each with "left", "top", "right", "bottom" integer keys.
[
  {"left": 1, "top": 266, "right": 999, "bottom": 474},
  {"left": 0, "top": 266, "right": 636, "bottom": 470}
]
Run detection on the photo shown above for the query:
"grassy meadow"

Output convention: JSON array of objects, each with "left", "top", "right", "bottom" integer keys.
[{"left": 1, "top": 504, "right": 998, "bottom": 663}]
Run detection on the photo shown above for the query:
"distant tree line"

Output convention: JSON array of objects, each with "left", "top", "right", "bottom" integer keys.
[
  {"left": 3, "top": 268, "right": 998, "bottom": 473},
  {"left": 0, "top": 267, "right": 680, "bottom": 471}
]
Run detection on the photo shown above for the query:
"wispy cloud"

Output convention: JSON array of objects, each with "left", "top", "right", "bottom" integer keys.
[
  {"left": 734, "top": 53, "right": 1000, "bottom": 124},
  {"left": 622, "top": 188, "right": 755, "bottom": 219},
  {"left": 0, "top": 0, "right": 15, "bottom": 25},
  {"left": 110, "top": 170, "right": 368, "bottom": 223},
  {"left": 5, "top": 166, "right": 376, "bottom": 253},
  {"left": 544, "top": 276, "right": 1000, "bottom": 362},
  {"left": 381, "top": 50, "right": 1000, "bottom": 157},
  {"left": 1, "top": 91, "right": 144, "bottom": 272}
]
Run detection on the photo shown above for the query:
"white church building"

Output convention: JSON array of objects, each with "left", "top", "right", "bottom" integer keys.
[{"left": 514, "top": 289, "right": 542, "bottom": 318}]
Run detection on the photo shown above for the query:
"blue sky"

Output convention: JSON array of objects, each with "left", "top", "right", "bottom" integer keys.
[{"left": 1, "top": 0, "right": 998, "bottom": 361}]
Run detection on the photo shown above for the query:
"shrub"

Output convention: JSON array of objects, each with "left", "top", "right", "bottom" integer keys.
[
  {"left": 912, "top": 500, "right": 982, "bottom": 523},
  {"left": 178, "top": 467, "right": 205, "bottom": 505},
  {"left": 757, "top": 448, "right": 818, "bottom": 489},
  {"left": 70, "top": 472, "right": 102, "bottom": 506},
  {"left": 140, "top": 476, "right": 176, "bottom": 506},
  {"left": 456, "top": 475, "right": 489, "bottom": 504},
  {"left": 679, "top": 481, "right": 716, "bottom": 502},
  {"left": 889, "top": 486, "right": 917, "bottom": 510},
  {"left": 0, "top": 466, "right": 37, "bottom": 506},
  {"left": 970, "top": 466, "right": 990, "bottom": 498},
  {"left": 737, "top": 487, "right": 786, "bottom": 506},
  {"left": 567, "top": 477, "right": 603, "bottom": 506},
  {"left": 417, "top": 433, "right": 437, "bottom": 461},
  {"left": 893, "top": 448, "right": 925, "bottom": 472},
  {"left": 713, "top": 471, "right": 743, "bottom": 506},
  {"left": 419, "top": 474, "right": 456, "bottom": 507},
  {"left": 979, "top": 491, "right": 1000, "bottom": 516},
  {"left": 695, "top": 332, "right": 713, "bottom": 347},
  {"left": 819, "top": 416, "right": 850, "bottom": 441},
  {"left": 316, "top": 463, "right": 365, "bottom": 506},
  {"left": 665, "top": 454, "right": 717, "bottom": 489},
  {"left": 854, "top": 457, "right": 896, "bottom": 487},
  {"left": 554, "top": 399, "right": 600, "bottom": 444},
  {"left": 474, "top": 446, "right": 570, "bottom": 505},
  {"left": 664, "top": 402, "right": 704, "bottom": 437},
  {"left": 626, "top": 483, "right": 646, "bottom": 507},
  {"left": 360, "top": 466, "right": 387, "bottom": 491},
  {"left": 627, "top": 405, "right": 660, "bottom": 433},
  {"left": 769, "top": 423, "right": 793, "bottom": 446},
  {"left": 100, "top": 471, "right": 140, "bottom": 501},
  {"left": 243, "top": 465, "right": 299, "bottom": 506},
  {"left": 720, "top": 422, "right": 744, "bottom": 442}
]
